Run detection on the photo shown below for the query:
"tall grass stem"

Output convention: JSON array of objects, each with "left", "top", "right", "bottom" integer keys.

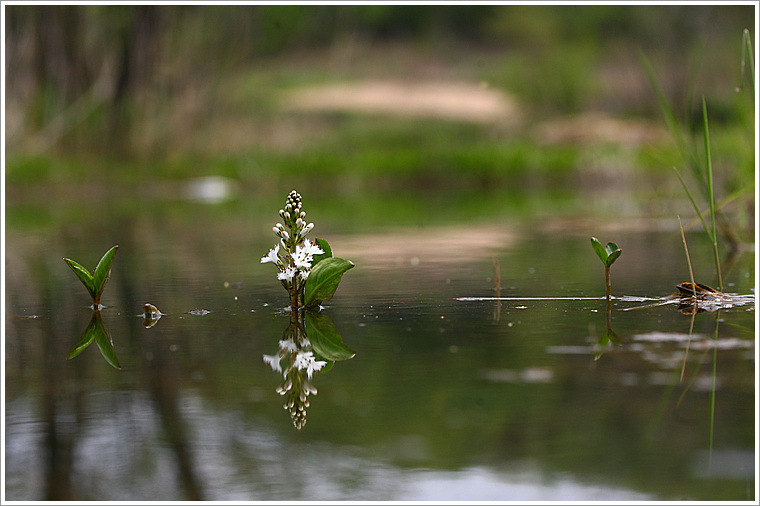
[{"left": 701, "top": 98, "right": 723, "bottom": 290}]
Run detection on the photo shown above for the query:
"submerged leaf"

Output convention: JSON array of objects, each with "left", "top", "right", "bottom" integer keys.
[
  {"left": 305, "top": 311, "right": 356, "bottom": 362},
  {"left": 304, "top": 257, "right": 354, "bottom": 306}
]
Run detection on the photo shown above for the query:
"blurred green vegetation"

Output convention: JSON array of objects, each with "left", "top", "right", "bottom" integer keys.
[{"left": 4, "top": 4, "right": 755, "bottom": 236}]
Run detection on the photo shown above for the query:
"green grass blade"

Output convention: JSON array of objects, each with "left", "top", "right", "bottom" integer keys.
[
  {"left": 673, "top": 166, "right": 711, "bottom": 237},
  {"left": 738, "top": 28, "right": 755, "bottom": 93},
  {"left": 639, "top": 52, "right": 691, "bottom": 167},
  {"left": 63, "top": 257, "right": 96, "bottom": 299},
  {"left": 701, "top": 99, "right": 723, "bottom": 290},
  {"left": 92, "top": 245, "right": 119, "bottom": 303}
]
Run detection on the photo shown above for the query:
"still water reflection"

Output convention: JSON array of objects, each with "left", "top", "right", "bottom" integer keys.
[{"left": 4, "top": 199, "right": 756, "bottom": 501}]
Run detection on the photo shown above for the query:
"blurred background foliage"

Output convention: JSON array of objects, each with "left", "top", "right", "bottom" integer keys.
[{"left": 4, "top": 4, "right": 755, "bottom": 202}]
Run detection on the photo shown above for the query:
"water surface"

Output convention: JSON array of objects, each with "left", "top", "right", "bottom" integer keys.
[{"left": 4, "top": 188, "right": 756, "bottom": 501}]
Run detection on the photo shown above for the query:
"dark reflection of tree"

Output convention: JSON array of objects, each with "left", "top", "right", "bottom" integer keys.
[
  {"left": 36, "top": 258, "right": 88, "bottom": 500},
  {"left": 113, "top": 225, "right": 204, "bottom": 501}
]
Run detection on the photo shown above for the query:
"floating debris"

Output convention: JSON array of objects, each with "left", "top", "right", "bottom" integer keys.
[
  {"left": 142, "top": 303, "right": 163, "bottom": 328},
  {"left": 622, "top": 282, "right": 755, "bottom": 313}
]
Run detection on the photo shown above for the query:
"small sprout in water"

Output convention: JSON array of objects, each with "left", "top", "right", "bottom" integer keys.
[
  {"left": 590, "top": 237, "right": 622, "bottom": 299},
  {"left": 63, "top": 245, "right": 119, "bottom": 309}
]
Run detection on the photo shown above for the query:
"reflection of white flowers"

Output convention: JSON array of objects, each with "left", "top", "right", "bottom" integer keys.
[
  {"left": 279, "top": 339, "right": 298, "bottom": 352},
  {"left": 263, "top": 354, "right": 282, "bottom": 373},
  {"left": 294, "top": 351, "right": 327, "bottom": 379},
  {"left": 261, "top": 244, "right": 281, "bottom": 264}
]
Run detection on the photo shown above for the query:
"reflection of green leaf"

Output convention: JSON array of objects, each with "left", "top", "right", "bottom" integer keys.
[
  {"left": 312, "top": 238, "right": 332, "bottom": 267},
  {"left": 304, "top": 257, "right": 354, "bottom": 306},
  {"left": 67, "top": 314, "right": 98, "bottom": 360},
  {"left": 93, "top": 320, "right": 121, "bottom": 370},
  {"left": 305, "top": 311, "right": 356, "bottom": 362},
  {"left": 67, "top": 311, "right": 121, "bottom": 369}
]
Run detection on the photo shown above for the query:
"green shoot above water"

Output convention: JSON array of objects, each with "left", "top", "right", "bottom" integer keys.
[
  {"left": 590, "top": 237, "right": 622, "bottom": 299},
  {"left": 63, "top": 245, "right": 119, "bottom": 308}
]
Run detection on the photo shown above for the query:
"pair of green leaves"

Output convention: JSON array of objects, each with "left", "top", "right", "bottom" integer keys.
[
  {"left": 590, "top": 237, "right": 622, "bottom": 267},
  {"left": 63, "top": 245, "right": 119, "bottom": 307},
  {"left": 304, "top": 238, "right": 354, "bottom": 307}
]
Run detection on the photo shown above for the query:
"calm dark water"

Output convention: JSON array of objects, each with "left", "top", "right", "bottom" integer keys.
[{"left": 4, "top": 188, "right": 756, "bottom": 501}]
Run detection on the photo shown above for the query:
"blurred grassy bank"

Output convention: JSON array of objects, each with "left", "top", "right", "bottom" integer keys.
[{"left": 4, "top": 5, "right": 755, "bottom": 232}]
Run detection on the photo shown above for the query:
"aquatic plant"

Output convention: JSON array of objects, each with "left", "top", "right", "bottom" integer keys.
[
  {"left": 63, "top": 245, "right": 118, "bottom": 309},
  {"left": 590, "top": 237, "right": 621, "bottom": 299},
  {"left": 261, "top": 190, "right": 354, "bottom": 310}
]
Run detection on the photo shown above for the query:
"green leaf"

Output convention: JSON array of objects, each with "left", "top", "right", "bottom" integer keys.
[
  {"left": 312, "top": 238, "right": 332, "bottom": 267},
  {"left": 605, "top": 248, "right": 622, "bottom": 267},
  {"left": 304, "top": 257, "right": 354, "bottom": 306},
  {"left": 63, "top": 257, "right": 96, "bottom": 299},
  {"left": 604, "top": 242, "right": 619, "bottom": 256},
  {"left": 305, "top": 312, "right": 356, "bottom": 362},
  {"left": 91, "top": 245, "right": 118, "bottom": 303},
  {"left": 63, "top": 245, "right": 118, "bottom": 305},
  {"left": 590, "top": 237, "right": 608, "bottom": 263}
]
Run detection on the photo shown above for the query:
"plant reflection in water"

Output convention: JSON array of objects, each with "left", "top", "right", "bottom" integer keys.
[
  {"left": 264, "top": 307, "right": 355, "bottom": 429},
  {"left": 66, "top": 309, "right": 121, "bottom": 370}
]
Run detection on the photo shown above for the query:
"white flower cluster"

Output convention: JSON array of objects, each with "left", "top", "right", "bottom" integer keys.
[
  {"left": 261, "top": 239, "right": 323, "bottom": 283},
  {"left": 260, "top": 190, "right": 323, "bottom": 288}
]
